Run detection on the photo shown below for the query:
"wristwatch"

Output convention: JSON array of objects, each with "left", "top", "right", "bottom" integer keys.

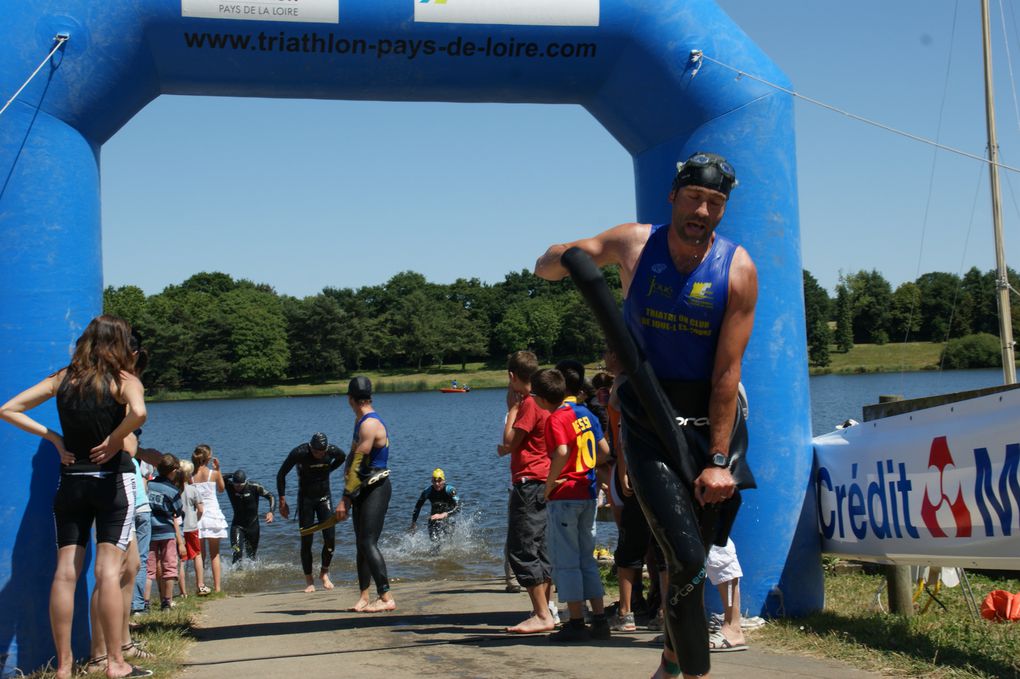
[{"left": 708, "top": 452, "right": 730, "bottom": 469}]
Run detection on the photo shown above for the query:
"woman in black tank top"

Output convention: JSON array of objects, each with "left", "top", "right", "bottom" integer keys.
[{"left": 0, "top": 315, "right": 150, "bottom": 679}]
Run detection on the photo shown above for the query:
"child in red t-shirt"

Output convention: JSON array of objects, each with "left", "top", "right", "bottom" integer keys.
[
  {"left": 532, "top": 366, "right": 612, "bottom": 643},
  {"left": 497, "top": 350, "right": 555, "bottom": 634}
]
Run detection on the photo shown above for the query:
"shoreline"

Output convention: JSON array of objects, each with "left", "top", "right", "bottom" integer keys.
[{"left": 144, "top": 340, "right": 1012, "bottom": 403}]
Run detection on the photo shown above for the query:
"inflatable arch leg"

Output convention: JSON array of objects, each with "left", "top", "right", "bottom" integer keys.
[{"left": 1, "top": 107, "right": 102, "bottom": 673}]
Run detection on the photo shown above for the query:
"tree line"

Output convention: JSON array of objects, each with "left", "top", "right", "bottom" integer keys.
[
  {"left": 804, "top": 266, "right": 1020, "bottom": 368},
  {"left": 104, "top": 269, "right": 619, "bottom": 391},
  {"left": 104, "top": 264, "right": 1017, "bottom": 391}
]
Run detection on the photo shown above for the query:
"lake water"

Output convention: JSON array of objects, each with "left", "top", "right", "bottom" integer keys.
[{"left": 140, "top": 368, "right": 1006, "bottom": 593}]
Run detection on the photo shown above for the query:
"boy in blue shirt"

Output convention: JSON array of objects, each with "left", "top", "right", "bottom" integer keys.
[{"left": 146, "top": 454, "right": 185, "bottom": 610}]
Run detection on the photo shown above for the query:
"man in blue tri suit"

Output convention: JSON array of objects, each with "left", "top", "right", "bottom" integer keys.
[
  {"left": 336, "top": 376, "right": 396, "bottom": 613},
  {"left": 410, "top": 468, "right": 461, "bottom": 544},
  {"left": 535, "top": 152, "right": 758, "bottom": 679}
]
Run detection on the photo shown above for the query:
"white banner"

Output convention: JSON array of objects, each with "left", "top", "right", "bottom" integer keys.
[
  {"left": 414, "top": 0, "right": 599, "bottom": 27},
  {"left": 814, "top": 388, "right": 1020, "bottom": 569},
  {"left": 182, "top": 0, "right": 339, "bottom": 24}
]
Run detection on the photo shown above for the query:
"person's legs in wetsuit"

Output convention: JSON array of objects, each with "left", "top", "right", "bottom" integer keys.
[
  {"left": 230, "top": 523, "right": 247, "bottom": 566},
  {"left": 230, "top": 520, "right": 260, "bottom": 565},
  {"left": 298, "top": 494, "right": 335, "bottom": 592},
  {"left": 351, "top": 477, "right": 394, "bottom": 612},
  {"left": 245, "top": 521, "right": 260, "bottom": 560},
  {"left": 623, "top": 414, "right": 710, "bottom": 678}
]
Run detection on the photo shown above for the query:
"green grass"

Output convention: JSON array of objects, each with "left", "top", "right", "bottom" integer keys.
[
  {"left": 30, "top": 592, "right": 212, "bottom": 678},
  {"left": 812, "top": 342, "right": 946, "bottom": 375},
  {"left": 752, "top": 569, "right": 1020, "bottom": 678},
  {"left": 149, "top": 341, "right": 971, "bottom": 403}
]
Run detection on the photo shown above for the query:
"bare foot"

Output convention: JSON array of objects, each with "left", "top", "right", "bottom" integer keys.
[
  {"left": 106, "top": 658, "right": 139, "bottom": 678},
  {"left": 348, "top": 599, "right": 369, "bottom": 612},
  {"left": 321, "top": 573, "right": 335, "bottom": 590},
  {"left": 506, "top": 614, "right": 554, "bottom": 634},
  {"left": 362, "top": 597, "right": 396, "bottom": 613},
  {"left": 650, "top": 652, "right": 681, "bottom": 679},
  {"left": 303, "top": 584, "right": 316, "bottom": 593}
]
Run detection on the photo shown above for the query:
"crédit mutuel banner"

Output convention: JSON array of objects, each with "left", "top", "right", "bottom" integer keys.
[{"left": 814, "top": 387, "right": 1020, "bottom": 569}]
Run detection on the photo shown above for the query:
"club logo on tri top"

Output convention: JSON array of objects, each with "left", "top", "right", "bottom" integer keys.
[{"left": 687, "top": 281, "right": 714, "bottom": 309}]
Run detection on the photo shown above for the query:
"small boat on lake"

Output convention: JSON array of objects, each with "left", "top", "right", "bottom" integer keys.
[{"left": 439, "top": 387, "right": 470, "bottom": 393}]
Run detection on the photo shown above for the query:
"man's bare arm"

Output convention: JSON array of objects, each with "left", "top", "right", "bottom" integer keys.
[
  {"left": 708, "top": 247, "right": 758, "bottom": 458},
  {"left": 534, "top": 222, "right": 649, "bottom": 295}
]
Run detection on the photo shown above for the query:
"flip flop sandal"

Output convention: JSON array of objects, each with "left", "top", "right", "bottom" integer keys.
[
  {"left": 709, "top": 630, "right": 749, "bottom": 652},
  {"left": 122, "top": 642, "right": 155, "bottom": 659},
  {"left": 79, "top": 655, "right": 107, "bottom": 675},
  {"left": 197, "top": 585, "right": 212, "bottom": 596},
  {"left": 121, "top": 665, "right": 154, "bottom": 677}
]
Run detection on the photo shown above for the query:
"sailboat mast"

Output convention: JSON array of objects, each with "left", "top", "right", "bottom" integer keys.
[{"left": 981, "top": 0, "right": 1017, "bottom": 384}]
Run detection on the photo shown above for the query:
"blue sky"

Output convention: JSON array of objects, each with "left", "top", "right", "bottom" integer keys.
[{"left": 100, "top": 0, "right": 1020, "bottom": 297}]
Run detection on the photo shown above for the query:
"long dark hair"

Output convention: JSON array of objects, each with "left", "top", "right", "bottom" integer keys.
[{"left": 60, "top": 315, "right": 135, "bottom": 401}]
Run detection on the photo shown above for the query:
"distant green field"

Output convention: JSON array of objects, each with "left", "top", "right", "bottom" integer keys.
[
  {"left": 151, "top": 343, "right": 970, "bottom": 402},
  {"left": 812, "top": 342, "right": 946, "bottom": 375}
]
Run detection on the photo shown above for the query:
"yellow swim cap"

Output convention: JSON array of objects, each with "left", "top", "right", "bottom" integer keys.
[{"left": 432, "top": 468, "right": 445, "bottom": 480}]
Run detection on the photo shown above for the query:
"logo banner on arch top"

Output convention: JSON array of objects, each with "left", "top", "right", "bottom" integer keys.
[
  {"left": 415, "top": 0, "right": 599, "bottom": 27},
  {"left": 182, "top": 0, "right": 339, "bottom": 23},
  {"left": 813, "top": 387, "right": 1020, "bottom": 569}
]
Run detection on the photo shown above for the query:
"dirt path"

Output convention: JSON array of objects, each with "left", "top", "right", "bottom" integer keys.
[{"left": 182, "top": 578, "right": 879, "bottom": 678}]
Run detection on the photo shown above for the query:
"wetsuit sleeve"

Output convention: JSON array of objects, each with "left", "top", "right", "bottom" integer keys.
[
  {"left": 328, "top": 445, "right": 347, "bottom": 471},
  {"left": 447, "top": 486, "right": 461, "bottom": 516},
  {"left": 277, "top": 448, "right": 299, "bottom": 498},
  {"left": 253, "top": 483, "right": 275, "bottom": 512},
  {"left": 412, "top": 488, "right": 429, "bottom": 523}
]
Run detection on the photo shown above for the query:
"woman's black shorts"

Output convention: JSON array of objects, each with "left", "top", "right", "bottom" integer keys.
[{"left": 53, "top": 472, "right": 136, "bottom": 550}]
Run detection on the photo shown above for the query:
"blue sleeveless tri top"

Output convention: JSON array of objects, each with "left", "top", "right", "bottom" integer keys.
[
  {"left": 353, "top": 412, "right": 389, "bottom": 471},
  {"left": 623, "top": 225, "right": 737, "bottom": 381}
]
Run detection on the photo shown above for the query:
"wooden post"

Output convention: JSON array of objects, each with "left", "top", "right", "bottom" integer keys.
[{"left": 877, "top": 394, "right": 914, "bottom": 617}]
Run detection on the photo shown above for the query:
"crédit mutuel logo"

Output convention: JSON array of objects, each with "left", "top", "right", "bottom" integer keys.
[
  {"left": 817, "top": 434, "right": 1020, "bottom": 541},
  {"left": 920, "top": 436, "right": 971, "bottom": 538}
]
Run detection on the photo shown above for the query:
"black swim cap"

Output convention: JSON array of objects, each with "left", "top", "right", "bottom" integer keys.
[
  {"left": 347, "top": 376, "right": 372, "bottom": 400},
  {"left": 233, "top": 469, "right": 247, "bottom": 484},
  {"left": 673, "top": 152, "right": 738, "bottom": 198},
  {"left": 310, "top": 432, "right": 328, "bottom": 450}
]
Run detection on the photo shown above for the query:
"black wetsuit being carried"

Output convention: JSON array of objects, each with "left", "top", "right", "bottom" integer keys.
[
  {"left": 411, "top": 482, "right": 460, "bottom": 542},
  {"left": 224, "top": 473, "right": 275, "bottom": 564},
  {"left": 277, "top": 436, "right": 346, "bottom": 576}
]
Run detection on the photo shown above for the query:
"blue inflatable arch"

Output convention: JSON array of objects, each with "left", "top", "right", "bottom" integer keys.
[{"left": 0, "top": 0, "right": 819, "bottom": 671}]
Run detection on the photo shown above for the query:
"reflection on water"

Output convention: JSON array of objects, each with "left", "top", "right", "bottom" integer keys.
[{"left": 146, "top": 368, "right": 1006, "bottom": 594}]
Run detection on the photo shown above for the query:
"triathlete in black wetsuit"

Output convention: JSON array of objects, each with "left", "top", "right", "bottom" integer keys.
[
  {"left": 224, "top": 469, "right": 275, "bottom": 564},
  {"left": 276, "top": 432, "right": 346, "bottom": 592},
  {"left": 410, "top": 468, "right": 460, "bottom": 542}
]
